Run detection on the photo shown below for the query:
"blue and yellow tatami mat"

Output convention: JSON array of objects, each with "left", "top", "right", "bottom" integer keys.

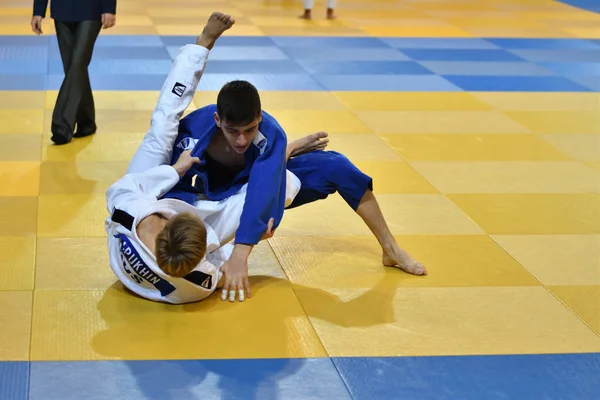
[{"left": 1, "top": 0, "right": 600, "bottom": 399}]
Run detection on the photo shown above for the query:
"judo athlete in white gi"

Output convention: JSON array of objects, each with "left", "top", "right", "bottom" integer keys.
[{"left": 104, "top": 13, "right": 303, "bottom": 304}]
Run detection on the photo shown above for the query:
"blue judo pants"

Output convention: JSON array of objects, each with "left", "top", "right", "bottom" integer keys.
[{"left": 285, "top": 150, "right": 373, "bottom": 211}]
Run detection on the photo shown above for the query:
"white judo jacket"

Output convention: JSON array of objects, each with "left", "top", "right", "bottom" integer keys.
[{"left": 104, "top": 44, "right": 300, "bottom": 304}]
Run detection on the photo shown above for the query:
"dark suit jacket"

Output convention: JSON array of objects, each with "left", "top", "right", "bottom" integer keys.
[{"left": 33, "top": 0, "right": 117, "bottom": 22}]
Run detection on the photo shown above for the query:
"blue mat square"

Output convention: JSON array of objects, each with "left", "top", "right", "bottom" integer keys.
[
  {"left": 382, "top": 38, "right": 499, "bottom": 49},
  {"left": 167, "top": 46, "right": 289, "bottom": 60},
  {"left": 567, "top": 76, "right": 600, "bottom": 91},
  {"left": 283, "top": 47, "right": 408, "bottom": 61},
  {"left": 48, "top": 45, "right": 171, "bottom": 60},
  {"left": 198, "top": 73, "right": 324, "bottom": 90},
  {"left": 29, "top": 358, "right": 351, "bottom": 400},
  {"left": 0, "top": 60, "right": 48, "bottom": 74},
  {"left": 0, "top": 46, "right": 48, "bottom": 61},
  {"left": 443, "top": 75, "right": 592, "bottom": 91},
  {"left": 312, "top": 74, "right": 461, "bottom": 91},
  {"left": 271, "top": 36, "right": 390, "bottom": 48},
  {"left": 47, "top": 73, "right": 168, "bottom": 90},
  {"left": 401, "top": 49, "right": 525, "bottom": 62},
  {"left": 0, "top": 361, "right": 29, "bottom": 400},
  {"left": 419, "top": 61, "right": 553, "bottom": 76},
  {"left": 297, "top": 60, "right": 433, "bottom": 75},
  {"left": 509, "top": 49, "right": 600, "bottom": 62},
  {"left": 161, "top": 35, "right": 277, "bottom": 47},
  {"left": 538, "top": 62, "right": 600, "bottom": 76},
  {"left": 204, "top": 60, "right": 306, "bottom": 74},
  {"left": 334, "top": 353, "right": 600, "bottom": 400},
  {"left": 487, "top": 38, "right": 600, "bottom": 50},
  {"left": 49, "top": 35, "right": 163, "bottom": 47},
  {"left": 0, "top": 35, "right": 49, "bottom": 45},
  {"left": 48, "top": 59, "right": 173, "bottom": 75},
  {"left": 0, "top": 74, "right": 47, "bottom": 90}
]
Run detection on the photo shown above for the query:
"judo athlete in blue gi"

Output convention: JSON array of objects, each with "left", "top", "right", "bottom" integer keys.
[{"left": 163, "top": 56, "right": 427, "bottom": 304}]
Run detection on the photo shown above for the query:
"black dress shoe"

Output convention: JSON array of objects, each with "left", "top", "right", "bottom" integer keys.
[
  {"left": 74, "top": 123, "right": 97, "bottom": 138},
  {"left": 51, "top": 124, "right": 73, "bottom": 145}
]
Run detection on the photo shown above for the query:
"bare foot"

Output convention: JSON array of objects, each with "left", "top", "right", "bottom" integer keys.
[
  {"left": 382, "top": 248, "right": 427, "bottom": 276},
  {"left": 196, "top": 12, "right": 235, "bottom": 50},
  {"left": 299, "top": 10, "right": 312, "bottom": 19},
  {"left": 289, "top": 131, "right": 329, "bottom": 158}
]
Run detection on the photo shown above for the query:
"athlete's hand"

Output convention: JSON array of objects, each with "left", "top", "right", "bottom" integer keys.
[
  {"left": 173, "top": 150, "right": 200, "bottom": 177},
  {"left": 260, "top": 218, "right": 275, "bottom": 241},
  {"left": 220, "top": 247, "right": 251, "bottom": 302}
]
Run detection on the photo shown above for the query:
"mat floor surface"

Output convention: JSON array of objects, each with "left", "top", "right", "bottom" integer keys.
[{"left": 0, "top": 0, "right": 599, "bottom": 399}]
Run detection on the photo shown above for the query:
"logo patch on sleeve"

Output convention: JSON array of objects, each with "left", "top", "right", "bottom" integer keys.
[{"left": 172, "top": 82, "right": 186, "bottom": 97}]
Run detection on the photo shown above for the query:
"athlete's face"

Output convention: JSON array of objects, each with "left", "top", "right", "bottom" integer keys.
[{"left": 214, "top": 112, "right": 262, "bottom": 154}]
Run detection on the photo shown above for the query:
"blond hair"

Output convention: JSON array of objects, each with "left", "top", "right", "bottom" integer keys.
[{"left": 155, "top": 212, "right": 207, "bottom": 277}]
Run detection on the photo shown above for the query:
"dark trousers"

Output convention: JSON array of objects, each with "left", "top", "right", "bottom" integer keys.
[{"left": 52, "top": 20, "right": 102, "bottom": 145}]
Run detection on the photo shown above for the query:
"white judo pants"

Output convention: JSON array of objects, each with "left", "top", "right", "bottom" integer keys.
[{"left": 303, "top": 0, "right": 336, "bottom": 9}]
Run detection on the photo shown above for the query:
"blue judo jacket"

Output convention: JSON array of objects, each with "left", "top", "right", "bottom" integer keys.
[{"left": 162, "top": 104, "right": 288, "bottom": 246}]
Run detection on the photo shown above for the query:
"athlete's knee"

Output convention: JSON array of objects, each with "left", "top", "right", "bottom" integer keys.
[
  {"left": 325, "top": 151, "right": 363, "bottom": 182},
  {"left": 155, "top": 212, "right": 207, "bottom": 277}
]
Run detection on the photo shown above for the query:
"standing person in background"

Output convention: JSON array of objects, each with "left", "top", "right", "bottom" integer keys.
[
  {"left": 31, "top": 0, "right": 117, "bottom": 145},
  {"left": 300, "top": 0, "right": 336, "bottom": 20}
]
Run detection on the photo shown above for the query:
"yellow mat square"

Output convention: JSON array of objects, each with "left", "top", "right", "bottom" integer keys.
[
  {"left": 259, "top": 26, "right": 366, "bottom": 37},
  {"left": 0, "top": 110, "right": 44, "bottom": 134},
  {"left": 471, "top": 93, "right": 600, "bottom": 111},
  {"left": 587, "top": 161, "right": 600, "bottom": 172},
  {"left": 0, "top": 134, "right": 42, "bottom": 162},
  {"left": 355, "top": 111, "right": 530, "bottom": 134},
  {"left": 411, "top": 161, "right": 600, "bottom": 194},
  {"left": 270, "top": 110, "right": 373, "bottom": 134},
  {"left": 98, "top": 26, "right": 159, "bottom": 35},
  {"left": 493, "top": 235, "right": 600, "bottom": 286},
  {"left": 0, "top": 237, "right": 35, "bottom": 290},
  {"left": 381, "top": 133, "right": 572, "bottom": 161},
  {"left": 35, "top": 238, "right": 116, "bottom": 290},
  {"left": 0, "top": 161, "right": 40, "bottom": 196},
  {"left": 333, "top": 92, "right": 491, "bottom": 111},
  {"left": 447, "top": 194, "right": 600, "bottom": 234},
  {"left": 505, "top": 111, "right": 600, "bottom": 134},
  {"left": 353, "top": 161, "right": 439, "bottom": 194},
  {"left": 0, "top": 197, "right": 38, "bottom": 236},
  {"left": 464, "top": 27, "right": 573, "bottom": 38},
  {"left": 42, "top": 133, "right": 143, "bottom": 162},
  {"left": 547, "top": 285, "right": 600, "bottom": 336},
  {"left": 0, "top": 91, "right": 45, "bottom": 109},
  {"left": 270, "top": 235, "right": 539, "bottom": 290},
  {"left": 157, "top": 24, "right": 264, "bottom": 36},
  {"left": 43, "top": 110, "right": 153, "bottom": 135},
  {"left": 146, "top": 7, "right": 242, "bottom": 17},
  {"left": 45, "top": 91, "right": 163, "bottom": 111},
  {"left": 30, "top": 282, "right": 326, "bottom": 360},
  {"left": 540, "top": 134, "right": 600, "bottom": 161},
  {"left": 39, "top": 161, "right": 127, "bottom": 195},
  {"left": 0, "top": 291, "right": 32, "bottom": 360},
  {"left": 278, "top": 194, "right": 483, "bottom": 236},
  {"left": 287, "top": 133, "right": 402, "bottom": 162},
  {"left": 37, "top": 194, "right": 108, "bottom": 238},
  {"left": 297, "top": 286, "right": 600, "bottom": 357},
  {"left": 258, "top": 92, "right": 347, "bottom": 111},
  {"left": 360, "top": 25, "right": 474, "bottom": 37}
]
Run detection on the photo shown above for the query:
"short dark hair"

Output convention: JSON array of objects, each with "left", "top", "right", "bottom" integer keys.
[{"left": 216, "top": 80, "right": 261, "bottom": 126}]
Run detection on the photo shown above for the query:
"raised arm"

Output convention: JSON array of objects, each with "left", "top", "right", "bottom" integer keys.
[{"left": 126, "top": 43, "right": 209, "bottom": 174}]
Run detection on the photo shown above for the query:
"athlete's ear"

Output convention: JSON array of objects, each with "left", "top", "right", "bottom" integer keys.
[{"left": 214, "top": 112, "right": 221, "bottom": 127}]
